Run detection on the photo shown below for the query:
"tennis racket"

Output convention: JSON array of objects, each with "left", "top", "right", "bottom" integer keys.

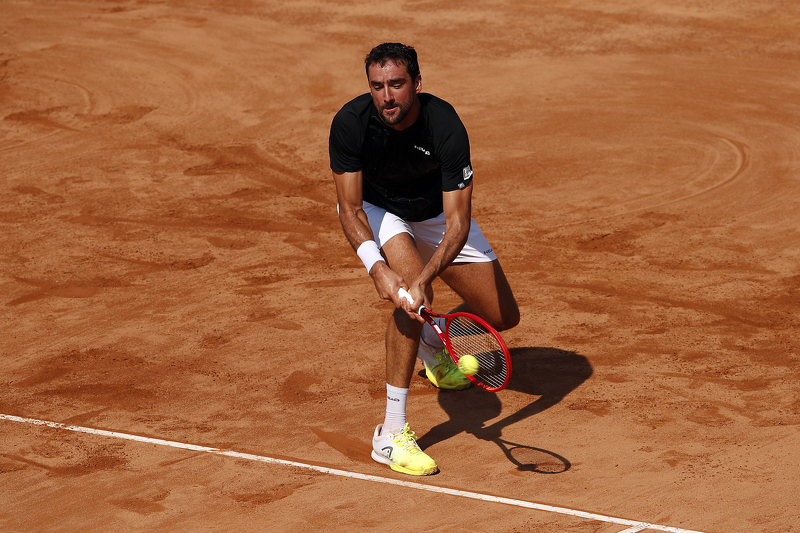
[{"left": 398, "top": 288, "right": 512, "bottom": 392}]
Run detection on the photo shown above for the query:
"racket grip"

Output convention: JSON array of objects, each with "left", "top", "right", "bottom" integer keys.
[{"left": 397, "top": 288, "right": 426, "bottom": 315}]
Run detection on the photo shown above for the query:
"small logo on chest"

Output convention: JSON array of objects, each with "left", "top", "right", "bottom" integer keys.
[{"left": 414, "top": 145, "right": 431, "bottom": 156}]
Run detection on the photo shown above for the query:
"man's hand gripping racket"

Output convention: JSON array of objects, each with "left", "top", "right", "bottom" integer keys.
[{"left": 398, "top": 288, "right": 512, "bottom": 392}]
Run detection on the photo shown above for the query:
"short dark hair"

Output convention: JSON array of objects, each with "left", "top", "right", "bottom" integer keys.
[{"left": 364, "top": 42, "right": 420, "bottom": 80}]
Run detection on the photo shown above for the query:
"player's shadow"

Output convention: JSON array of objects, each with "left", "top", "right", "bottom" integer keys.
[{"left": 416, "top": 347, "right": 592, "bottom": 474}]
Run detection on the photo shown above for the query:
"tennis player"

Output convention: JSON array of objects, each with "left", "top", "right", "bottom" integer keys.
[{"left": 329, "top": 42, "right": 519, "bottom": 475}]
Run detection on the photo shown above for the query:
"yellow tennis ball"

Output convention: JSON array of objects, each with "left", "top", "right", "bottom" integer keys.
[{"left": 458, "top": 354, "right": 479, "bottom": 376}]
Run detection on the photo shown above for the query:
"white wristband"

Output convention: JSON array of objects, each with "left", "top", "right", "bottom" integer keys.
[{"left": 356, "top": 240, "right": 384, "bottom": 274}]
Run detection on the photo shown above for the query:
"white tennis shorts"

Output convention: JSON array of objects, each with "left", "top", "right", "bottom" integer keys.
[{"left": 361, "top": 201, "right": 496, "bottom": 263}]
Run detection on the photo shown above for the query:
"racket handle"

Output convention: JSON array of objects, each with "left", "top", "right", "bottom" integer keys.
[{"left": 397, "top": 288, "right": 426, "bottom": 315}]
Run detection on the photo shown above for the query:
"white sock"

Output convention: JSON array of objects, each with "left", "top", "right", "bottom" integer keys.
[{"left": 383, "top": 384, "right": 408, "bottom": 434}]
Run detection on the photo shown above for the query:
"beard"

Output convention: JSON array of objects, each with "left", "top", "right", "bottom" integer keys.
[{"left": 379, "top": 100, "right": 412, "bottom": 126}]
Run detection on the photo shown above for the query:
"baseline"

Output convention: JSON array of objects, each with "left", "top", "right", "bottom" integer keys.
[{"left": 0, "top": 414, "right": 704, "bottom": 533}]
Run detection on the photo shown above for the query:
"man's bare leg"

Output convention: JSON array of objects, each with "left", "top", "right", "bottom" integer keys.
[
  {"left": 380, "top": 232, "right": 426, "bottom": 389},
  {"left": 438, "top": 260, "right": 520, "bottom": 331},
  {"left": 385, "top": 307, "right": 422, "bottom": 388},
  {"left": 369, "top": 232, "right": 439, "bottom": 476}
]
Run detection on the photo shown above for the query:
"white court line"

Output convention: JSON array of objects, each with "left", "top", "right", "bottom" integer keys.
[{"left": 1, "top": 414, "right": 704, "bottom": 533}]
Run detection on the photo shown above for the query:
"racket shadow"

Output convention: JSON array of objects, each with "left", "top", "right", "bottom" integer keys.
[{"left": 416, "top": 346, "right": 592, "bottom": 474}]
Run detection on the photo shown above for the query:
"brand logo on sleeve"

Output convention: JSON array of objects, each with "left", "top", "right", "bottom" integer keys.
[{"left": 462, "top": 165, "right": 473, "bottom": 181}]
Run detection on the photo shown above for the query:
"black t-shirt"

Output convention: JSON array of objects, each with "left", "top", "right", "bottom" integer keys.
[{"left": 329, "top": 93, "right": 473, "bottom": 222}]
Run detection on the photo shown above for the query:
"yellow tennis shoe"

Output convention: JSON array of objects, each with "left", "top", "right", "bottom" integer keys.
[
  {"left": 421, "top": 345, "right": 471, "bottom": 390},
  {"left": 371, "top": 423, "right": 439, "bottom": 476}
]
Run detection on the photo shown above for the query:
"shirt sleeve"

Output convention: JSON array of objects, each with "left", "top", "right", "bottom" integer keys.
[
  {"left": 433, "top": 102, "right": 473, "bottom": 192},
  {"left": 329, "top": 101, "right": 364, "bottom": 173}
]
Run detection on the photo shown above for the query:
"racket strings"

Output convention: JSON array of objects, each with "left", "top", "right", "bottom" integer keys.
[{"left": 447, "top": 316, "right": 507, "bottom": 390}]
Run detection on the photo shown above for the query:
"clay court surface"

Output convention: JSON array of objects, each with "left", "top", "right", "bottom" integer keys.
[{"left": 2, "top": 1, "right": 799, "bottom": 531}]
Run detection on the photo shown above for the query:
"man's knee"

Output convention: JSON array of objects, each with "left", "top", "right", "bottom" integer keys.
[
  {"left": 480, "top": 297, "right": 520, "bottom": 332},
  {"left": 391, "top": 307, "right": 424, "bottom": 339},
  {"left": 494, "top": 304, "right": 520, "bottom": 332}
]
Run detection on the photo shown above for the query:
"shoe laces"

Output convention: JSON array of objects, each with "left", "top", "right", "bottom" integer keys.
[
  {"left": 434, "top": 350, "right": 458, "bottom": 372},
  {"left": 392, "top": 424, "right": 421, "bottom": 451}
]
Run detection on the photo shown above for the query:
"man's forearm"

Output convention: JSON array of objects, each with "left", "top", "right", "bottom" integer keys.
[{"left": 339, "top": 206, "right": 374, "bottom": 251}]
